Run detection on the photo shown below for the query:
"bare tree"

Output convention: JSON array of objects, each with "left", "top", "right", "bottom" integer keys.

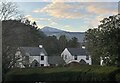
[{"left": 0, "top": 1, "right": 20, "bottom": 20}]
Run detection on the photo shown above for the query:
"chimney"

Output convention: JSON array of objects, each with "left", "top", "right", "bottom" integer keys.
[
  {"left": 82, "top": 46, "right": 85, "bottom": 49},
  {"left": 39, "top": 45, "right": 43, "bottom": 48}
]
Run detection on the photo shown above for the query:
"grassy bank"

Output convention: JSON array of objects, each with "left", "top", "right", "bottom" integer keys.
[{"left": 5, "top": 65, "right": 120, "bottom": 82}]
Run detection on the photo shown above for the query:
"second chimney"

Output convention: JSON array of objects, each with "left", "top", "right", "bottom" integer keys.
[{"left": 39, "top": 45, "right": 43, "bottom": 48}]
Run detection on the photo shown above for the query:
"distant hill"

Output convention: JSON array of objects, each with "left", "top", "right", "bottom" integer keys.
[
  {"left": 41, "top": 26, "right": 64, "bottom": 33},
  {"left": 40, "top": 26, "right": 85, "bottom": 43}
]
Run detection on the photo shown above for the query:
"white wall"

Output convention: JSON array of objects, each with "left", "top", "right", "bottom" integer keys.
[
  {"left": 15, "top": 50, "right": 49, "bottom": 67},
  {"left": 61, "top": 48, "right": 73, "bottom": 63},
  {"left": 29, "top": 54, "right": 49, "bottom": 66},
  {"left": 61, "top": 48, "right": 92, "bottom": 65}
]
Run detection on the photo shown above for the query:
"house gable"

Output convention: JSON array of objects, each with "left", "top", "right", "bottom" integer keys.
[
  {"left": 15, "top": 45, "right": 49, "bottom": 68},
  {"left": 61, "top": 48, "right": 92, "bottom": 65},
  {"left": 61, "top": 48, "right": 73, "bottom": 63}
]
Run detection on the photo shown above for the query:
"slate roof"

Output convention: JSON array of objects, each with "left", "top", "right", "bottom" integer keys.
[
  {"left": 48, "top": 56, "right": 65, "bottom": 64},
  {"left": 19, "top": 47, "right": 47, "bottom": 56},
  {"left": 67, "top": 48, "right": 87, "bottom": 56}
]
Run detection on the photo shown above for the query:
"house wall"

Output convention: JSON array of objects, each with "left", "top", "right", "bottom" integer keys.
[
  {"left": 29, "top": 55, "right": 49, "bottom": 66},
  {"left": 61, "top": 48, "right": 73, "bottom": 63},
  {"left": 15, "top": 51, "right": 49, "bottom": 68},
  {"left": 61, "top": 48, "right": 92, "bottom": 65}
]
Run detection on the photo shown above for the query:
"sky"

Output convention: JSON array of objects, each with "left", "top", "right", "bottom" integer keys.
[{"left": 13, "top": 0, "right": 119, "bottom": 32}]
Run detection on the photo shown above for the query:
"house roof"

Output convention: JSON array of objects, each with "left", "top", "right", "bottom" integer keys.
[
  {"left": 48, "top": 56, "right": 65, "bottom": 64},
  {"left": 67, "top": 48, "right": 87, "bottom": 56},
  {"left": 19, "top": 47, "right": 47, "bottom": 56}
]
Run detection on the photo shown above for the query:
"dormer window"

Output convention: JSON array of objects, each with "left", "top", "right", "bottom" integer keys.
[{"left": 74, "top": 55, "right": 77, "bottom": 60}]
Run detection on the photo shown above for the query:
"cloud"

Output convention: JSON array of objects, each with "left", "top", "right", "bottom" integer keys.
[
  {"left": 43, "top": 0, "right": 51, "bottom": 2},
  {"left": 33, "top": 2, "right": 86, "bottom": 19},
  {"left": 32, "top": 1, "right": 118, "bottom": 30},
  {"left": 50, "top": 21, "right": 58, "bottom": 25},
  {"left": 10, "top": 0, "right": 120, "bottom": 2},
  {"left": 52, "top": 0, "right": 95, "bottom": 2},
  {"left": 37, "top": 24, "right": 45, "bottom": 29},
  {"left": 25, "top": 15, "right": 39, "bottom": 22},
  {"left": 52, "top": 0, "right": 119, "bottom": 2},
  {"left": 25, "top": 15, "right": 52, "bottom": 22},
  {"left": 86, "top": 3, "right": 117, "bottom": 15},
  {"left": 84, "top": 3, "right": 117, "bottom": 27},
  {"left": 33, "top": 2, "right": 117, "bottom": 19},
  {"left": 25, "top": 15, "right": 58, "bottom": 27},
  {"left": 90, "top": 15, "right": 106, "bottom": 27}
]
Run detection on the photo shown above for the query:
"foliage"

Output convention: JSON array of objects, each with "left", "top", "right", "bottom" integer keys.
[
  {"left": 42, "top": 35, "right": 60, "bottom": 55},
  {"left": 2, "top": 19, "right": 45, "bottom": 75},
  {"left": 67, "top": 37, "right": 81, "bottom": 48},
  {"left": 116, "top": 73, "right": 120, "bottom": 83},
  {"left": 5, "top": 66, "right": 120, "bottom": 82},
  {"left": 59, "top": 35, "right": 68, "bottom": 52},
  {"left": 85, "top": 14, "right": 120, "bottom": 66},
  {"left": 0, "top": 1, "right": 22, "bottom": 20},
  {"left": 41, "top": 35, "right": 80, "bottom": 55}
]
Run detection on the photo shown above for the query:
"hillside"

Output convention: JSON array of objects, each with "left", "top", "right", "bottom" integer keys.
[
  {"left": 41, "top": 26, "right": 85, "bottom": 43},
  {"left": 2, "top": 20, "right": 45, "bottom": 47}
]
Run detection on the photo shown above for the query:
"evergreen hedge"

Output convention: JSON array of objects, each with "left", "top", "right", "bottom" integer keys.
[{"left": 5, "top": 66, "right": 120, "bottom": 82}]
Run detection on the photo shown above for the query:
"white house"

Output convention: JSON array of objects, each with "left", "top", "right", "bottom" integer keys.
[
  {"left": 61, "top": 48, "right": 92, "bottom": 65},
  {"left": 15, "top": 45, "right": 65, "bottom": 68},
  {"left": 15, "top": 45, "right": 49, "bottom": 68}
]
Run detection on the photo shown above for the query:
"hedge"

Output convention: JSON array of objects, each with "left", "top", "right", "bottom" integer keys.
[
  {"left": 116, "top": 73, "right": 120, "bottom": 83},
  {"left": 5, "top": 66, "right": 120, "bottom": 82}
]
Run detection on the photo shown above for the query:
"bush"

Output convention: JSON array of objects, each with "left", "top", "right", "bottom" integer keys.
[
  {"left": 116, "top": 73, "right": 120, "bottom": 83},
  {"left": 5, "top": 66, "right": 120, "bottom": 82}
]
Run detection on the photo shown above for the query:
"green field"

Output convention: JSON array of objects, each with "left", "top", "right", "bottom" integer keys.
[{"left": 5, "top": 65, "right": 120, "bottom": 82}]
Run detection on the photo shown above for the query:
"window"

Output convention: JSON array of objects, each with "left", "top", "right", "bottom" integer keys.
[
  {"left": 41, "top": 56, "right": 44, "bottom": 60},
  {"left": 65, "top": 55, "right": 67, "bottom": 60},
  {"left": 35, "top": 62, "right": 38, "bottom": 67},
  {"left": 61, "top": 54, "right": 64, "bottom": 58},
  {"left": 41, "top": 64, "right": 44, "bottom": 66},
  {"left": 86, "top": 56, "right": 89, "bottom": 60},
  {"left": 74, "top": 55, "right": 77, "bottom": 60}
]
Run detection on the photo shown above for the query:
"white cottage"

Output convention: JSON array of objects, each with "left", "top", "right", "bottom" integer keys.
[
  {"left": 61, "top": 48, "right": 92, "bottom": 65},
  {"left": 15, "top": 45, "right": 49, "bottom": 68}
]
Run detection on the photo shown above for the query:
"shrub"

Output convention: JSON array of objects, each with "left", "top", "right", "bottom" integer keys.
[
  {"left": 116, "top": 73, "right": 120, "bottom": 83},
  {"left": 5, "top": 66, "right": 120, "bottom": 82}
]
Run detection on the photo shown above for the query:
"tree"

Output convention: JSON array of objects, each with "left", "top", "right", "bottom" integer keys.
[
  {"left": 42, "top": 35, "right": 59, "bottom": 55},
  {"left": 59, "top": 35, "right": 67, "bottom": 52},
  {"left": 85, "top": 14, "right": 120, "bottom": 66},
  {"left": 67, "top": 37, "right": 80, "bottom": 48},
  {"left": 0, "top": 1, "right": 20, "bottom": 20},
  {"left": 2, "top": 20, "right": 46, "bottom": 76},
  {"left": 24, "top": 19, "right": 31, "bottom": 25},
  {"left": 32, "top": 21, "right": 38, "bottom": 28}
]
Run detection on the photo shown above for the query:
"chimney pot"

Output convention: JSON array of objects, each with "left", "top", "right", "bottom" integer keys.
[{"left": 39, "top": 45, "right": 43, "bottom": 48}]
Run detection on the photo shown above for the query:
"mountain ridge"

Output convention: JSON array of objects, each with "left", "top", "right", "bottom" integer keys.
[
  {"left": 41, "top": 26, "right": 66, "bottom": 33},
  {"left": 40, "top": 26, "right": 85, "bottom": 43}
]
